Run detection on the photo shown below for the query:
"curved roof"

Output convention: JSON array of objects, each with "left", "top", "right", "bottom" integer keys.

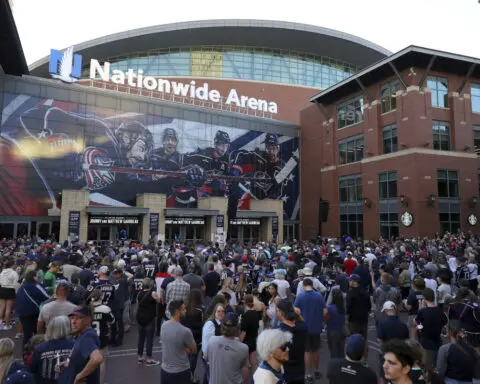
[{"left": 29, "top": 20, "right": 390, "bottom": 78}]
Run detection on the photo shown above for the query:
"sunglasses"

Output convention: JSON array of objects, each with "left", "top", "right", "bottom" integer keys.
[{"left": 279, "top": 342, "right": 291, "bottom": 352}]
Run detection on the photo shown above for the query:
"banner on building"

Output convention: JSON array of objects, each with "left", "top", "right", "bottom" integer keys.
[
  {"left": 68, "top": 211, "right": 81, "bottom": 239},
  {"left": 149, "top": 213, "right": 159, "bottom": 237}
]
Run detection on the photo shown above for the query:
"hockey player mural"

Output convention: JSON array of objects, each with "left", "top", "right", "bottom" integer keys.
[{"left": 0, "top": 92, "right": 299, "bottom": 220}]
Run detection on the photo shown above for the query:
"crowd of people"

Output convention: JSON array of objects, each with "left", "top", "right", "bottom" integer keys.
[{"left": 0, "top": 232, "right": 478, "bottom": 383}]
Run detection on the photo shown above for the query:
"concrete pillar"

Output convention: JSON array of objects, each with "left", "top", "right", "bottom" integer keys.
[
  {"left": 250, "top": 199, "right": 284, "bottom": 243},
  {"left": 59, "top": 190, "right": 89, "bottom": 243},
  {"left": 136, "top": 194, "right": 167, "bottom": 244},
  {"left": 198, "top": 197, "right": 228, "bottom": 245}
]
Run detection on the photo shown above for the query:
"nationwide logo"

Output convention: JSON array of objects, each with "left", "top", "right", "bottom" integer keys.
[
  {"left": 49, "top": 47, "right": 82, "bottom": 83},
  {"left": 49, "top": 47, "right": 278, "bottom": 114}
]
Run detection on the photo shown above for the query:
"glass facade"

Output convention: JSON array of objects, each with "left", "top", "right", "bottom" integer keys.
[
  {"left": 432, "top": 121, "right": 450, "bottom": 151},
  {"left": 82, "top": 46, "right": 358, "bottom": 88},
  {"left": 338, "top": 135, "right": 364, "bottom": 165}
]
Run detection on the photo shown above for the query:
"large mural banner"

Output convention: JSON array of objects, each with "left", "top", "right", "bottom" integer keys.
[{"left": 0, "top": 93, "right": 299, "bottom": 220}]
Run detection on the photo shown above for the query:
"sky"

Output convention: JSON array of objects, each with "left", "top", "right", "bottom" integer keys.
[{"left": 11, "top": 0, "right": 480, "bottom": 66}]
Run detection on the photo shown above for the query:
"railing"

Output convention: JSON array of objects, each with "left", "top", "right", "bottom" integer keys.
[{"left": 87, "top": 79, "right": 275, "bottom": 120}]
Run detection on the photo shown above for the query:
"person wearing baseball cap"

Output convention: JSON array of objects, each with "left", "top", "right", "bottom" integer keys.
[
  {"left": 57, "top": 305, "right": 103, "bottom": 384},
  {"left": 276, "top": 299, "right": 308, "bottom": 383},
  {"left": 377, "top": 301, "right": 408, "bottom": 348},
  {"left": 327, "top": 334, "right": 377, "bottom": 383},
  {"left": 37, "top": 283, "right": 76, "bottom": 334},
  {"left": 205, "top": 312, "right": 249, "bottom": 384}
]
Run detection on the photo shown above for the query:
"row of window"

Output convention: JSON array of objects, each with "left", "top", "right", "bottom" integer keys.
[
  {"left": 338, "top": 121, "right": 480, "bottom": 164},
  {"left": 340, "top": 212, "right": 460, "bottom": 239},
  {"left": 337, "top": 79, "right": 480, "bottom": 130},
  {"left": 338, "top": 169, "right": 459, "bottom": 203}
]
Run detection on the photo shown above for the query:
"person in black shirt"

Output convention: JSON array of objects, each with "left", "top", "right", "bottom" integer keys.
[
  {"left": 203, "top": 263, "right": 221, "bottom": 307},
  {"left": 327, "top": 334, "right": 377, "bottom": 384},
  {"left": 239, "top": 295, "right": 261, "bottom": 374},
  {"left": 275, "top": 299, "right": 307, "bottom": 384},
  {"left": 407, "top": 278, "right": 425, "bottom": 338},
  {"left": 414, "top": 288, "right": 447, "bottom": 370},
  {"left": 180, "top": 289, "right": 204, "bottom": 376},
  {"left": 346, "top": 274, "right": 371, "bottom": 339},
  {"left": 136, "top": 278, "right": 161, "bottom": 366}
]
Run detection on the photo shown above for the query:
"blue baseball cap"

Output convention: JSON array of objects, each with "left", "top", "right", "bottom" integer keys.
[{"left": 348, "top": 274, "right": 361, "bottom": 282}]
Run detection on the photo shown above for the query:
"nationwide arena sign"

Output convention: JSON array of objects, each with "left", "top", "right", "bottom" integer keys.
[{"left": 49, "top": 47, "right": 278, "bottom": 114}]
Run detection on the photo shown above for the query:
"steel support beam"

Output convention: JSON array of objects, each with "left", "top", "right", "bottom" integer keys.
[
  {"left": 355, "top": 77, "right": 372, "bottom": 103},
  {"left": 457, "top": 63, "right": 477, "bottom": 94},
  {"left": 418, "top": 55, "right": 437, "bottom": 88},
  {"left": 388, "top": 61, "right": 407, "bottom": 89}
]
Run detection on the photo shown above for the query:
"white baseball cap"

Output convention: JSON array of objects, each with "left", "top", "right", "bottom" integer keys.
[{"left": 381, "top": 301, "right": 396, "bottom": 312}]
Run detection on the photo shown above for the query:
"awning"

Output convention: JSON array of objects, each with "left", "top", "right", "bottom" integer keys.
[
  {"left": 236, "top": 210, "right": 277, "bottom": 218},
  {"left": 164, "top": 208, "right": 219, "bottom": 217},
  {"left": 87, "top": 206, "right": 149, "bottom": 216}
]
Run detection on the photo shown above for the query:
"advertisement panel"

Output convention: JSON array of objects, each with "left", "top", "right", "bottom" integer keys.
[{"left": 0, "top": 92, "right": 299, "bottom": 220}]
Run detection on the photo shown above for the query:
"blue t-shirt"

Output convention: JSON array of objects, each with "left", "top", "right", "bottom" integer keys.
[
  {"left": 28, "top": 338, "right": 75, "bottom": 384},
  {"left": 58, "top": 329, "right": 100, "bottom": 384},
  {"left": 326, "top": 304, "right": 346, "bottom": 332},
  {"left": 294, "top": 290, "right": 325, "bottom": 334}
]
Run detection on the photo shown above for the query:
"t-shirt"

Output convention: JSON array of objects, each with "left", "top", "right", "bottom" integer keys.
[
  {"left": 253, "top": 362, "right": 286, "bottom": 384},
  {"left": 160, "top": 320, "right": 195, "bottom": 373},
  {"left": 28, "top": 338, "right": 75, "bottom": 384},
  {"left": 407, "top": 290, "right": 424, "bottom": 315},
  {"left": 88, "top": 280, "right": 115, "bottom": 307},
  {"left": 136, "top": 290, "right": 157, "bottom": 326},
  {"left": 326, "top": 304, "right": 346, "bottom": 332},
  {"left": 183, "top": 274, "right": 205, "bottom": 291},
  {"left": 437, "top": 283, "right": 452, "bottom": 304},
  {"left": 343, "top": 259, "right": 357, "bottom": 276},
  {"left": 57, "top": 328, "right": 100, "bottom": 384},
  {"left": 142, "top": 263, "right": 157, "bottom": 279},
  {"left": 92, "top": 304, "right": 115, "bottom": 348},
  {"left": 203, "top": 271, "right": 220, "bottom": 298},
  {"left": 43, "top": 271, "right": 57, "bottom": 295},
  {"left": 278, "top": 321, "right": 307, "bottom": 382},
  {"left": 240, "top": 309, "right": 261, "bottom": 350},
  {"left": 415, "top": 306, "right": 447, "bottom": 350},
  {"left": 294, "top": 290, "right": 325, "bottom": 334},
  {"left": 273, "top": 279, "right": 290, "bottom": 299},
  {"left": 376, "top": 316, "right": 409, "bottom": 342},
  {"left": 38, "top": 301, "right": 77, "bottom": 327},
  {"left": 327, "top": 358, "right": 377, "bottom": 384},
  {"left": 206, "top": 335, "right": 249, "bottom": 384}
]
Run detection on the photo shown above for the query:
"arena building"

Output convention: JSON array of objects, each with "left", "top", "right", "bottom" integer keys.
[{"left": 0, "top": 0, "right": 390, "bottom": 245}]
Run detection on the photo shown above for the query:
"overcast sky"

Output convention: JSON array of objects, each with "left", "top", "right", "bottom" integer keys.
[{"left": 11, "top": 0, "right": 480, "bottom": 65}]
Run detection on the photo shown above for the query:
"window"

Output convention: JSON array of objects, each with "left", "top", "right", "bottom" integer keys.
[
  {"left": 472, "top": 84, "right": 480, "bottom": 113},
  {"left": 339, "top": 175, "right": 362, "bottom": 202},
  {"left": 437, "top": 169, "right": 459, "bottom": 198},
  {"left": 337, "top": 96, "right": 364, "bottom": 128},
  {"left": 432, "top": 121, "right": 450, "bottom": 151},
  {"left": 474, "top": 127, "right": 480, "bottom": 155},
  {"left": 381, "top": 82, "right": 400, "bottom": 113},
  {"left": 338, "top": 135, "right": 364, "bottom": 165},
  {"left": 340, "top": 214, "right": 363, "bottom": 238},
  {"left": 439, "top": 213, "right": 460, "bottom": 234},
  {"left": 383, "top": 124, "right": 398, "bottom": 154},
  {"left": 379, "top": 171, "right": 397, "bottom": 199},
  {"left": 379, "top": 213, "right": 399, "bottom": 239},
  {"left": 427, "top": 77, "right": 448, "bottom": 108}
]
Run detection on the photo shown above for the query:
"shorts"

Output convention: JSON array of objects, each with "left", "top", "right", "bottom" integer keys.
[
  {"left": 304, "top": 333, "right": 321, "bottom": 352},
  {"left": 349, "top": 322, "right": 368, "bottom": 339},
  {"left": 0, "top": 288, "right": 16, "bottom": 300}
]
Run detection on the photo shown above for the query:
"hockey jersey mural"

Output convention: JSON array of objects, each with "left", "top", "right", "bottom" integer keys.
[{"left": 0, "top": 93, "right": 299, "bottom": 220}]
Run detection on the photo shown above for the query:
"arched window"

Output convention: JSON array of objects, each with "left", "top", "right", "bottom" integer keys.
[{"left": 381, "top": 82, "right": 400, "bottom": 113}]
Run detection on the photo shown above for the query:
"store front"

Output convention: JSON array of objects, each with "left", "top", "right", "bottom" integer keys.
[
  {"left": 165, "top": 217, "right": 205, "bottom": 243},
  {"left": 228, "top": 218, "right": 260, "bottom": 245}
]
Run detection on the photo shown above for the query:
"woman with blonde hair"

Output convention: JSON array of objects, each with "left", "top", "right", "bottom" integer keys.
[
  {"left": 0, "top": 337, "right": 33, "bottom": 383},
  {"left": 201, "top": 302, "right": 225, "bottom": 383},
  {"left": 221, "top": 277, "right": 237, "bottom": 308}
]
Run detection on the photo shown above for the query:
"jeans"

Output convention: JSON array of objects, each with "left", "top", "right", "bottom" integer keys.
[
  {"left": 202, "top": 356, "right": 209, "bottom": 384},
  {"left": 160, "top": 369, "right": 192, "bottom": 384},
  {"left": 137, "top": 321, "right": 155, "bottom": 358},
  {"left": 156, "top": 302, "right": 165, "bottom": 337},
  {"left": 327, "top": 329, "right": 345, "bottom": 359},
  {"left": 110, "top": 308, "right": 124, "bottom": 345},
  {"left": 123, "top": 300, "right": 131, "bottom": 330},
  {"left": 19, "top": 315, "right": 38, "bottom": 346},
  {"left": 444, "top": 379, "right": 473, "bottom": 384},
  {"left": 424, "top": 349, "right": 437, "bottom": 371}
]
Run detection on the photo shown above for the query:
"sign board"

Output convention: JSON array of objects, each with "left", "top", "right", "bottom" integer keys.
[
  {"left": 229, "top": 218, "right": 261, "bottom": 225},
  {"left": 68, "top": 211, "right": 81, "bottom": 238},
  {"left": 89, "top": 216, "right": 139, "bottom": 225},
  {"left": 216, "top": 215, "right": 224, "bottom": 234},
  {"left": 272, "top": 216, "right": 279, "bottom": 238},
  {"left": 165, "top": 217, "right": 205, "bottom": 225},
  {"left": 149, "top": 213, "right": 159, "bottom": 237}
]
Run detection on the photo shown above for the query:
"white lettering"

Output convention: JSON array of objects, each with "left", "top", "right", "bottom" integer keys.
[
  {"left": 157, "top": 79, "right": 171, "bottom": 93},
  {"left": 196, "top": 83, "right": 209, "bottom": 100},
  {"left": 225, "top": 89, "right": 240, "bottom": 106},
  {"left": 240, "top": 96, "right": 249, "bottom": 108},
  {"left": 247, "top": 98, "right": 258, "bottom": 110},
  {"left": 257, "top": 99, "right": 268, "bottom": 112},
  {"left": 189, "top": 81, "right": 196, "bottom": 98},
  {"left": 268, "top": 102, "right": 278, "bottom": 114},
  {"left": 110, "top": 70, "right": 125, "bottom": 84},
  {"left": 89, "top": 59, "right": 109, "bottom": 81},
  {"left": 137, "top": 70, "right": 144, "bottom": 89},
  {"left": 143, "top": 76, "right": 157, "bottom": 90},
  {"left": 127, "top": 69, "right": 136, "bottom": 87},
  {"left": 171, "top": 81, "right": 190, "bottom": 97},
  {"left": 209, "top": 89, "right": 220, "bottom": 102}
]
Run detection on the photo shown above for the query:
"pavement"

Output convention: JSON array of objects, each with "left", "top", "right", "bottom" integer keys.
[{"left": 5, "top": 315, "right": 394, "bottom": 384}]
